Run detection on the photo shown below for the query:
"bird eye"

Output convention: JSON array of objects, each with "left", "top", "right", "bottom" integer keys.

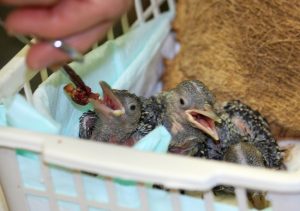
[
  {"left": 179, "top": 98, "right": 185, "bottom": 106},
  {"left": 129, "top": 104, "right": 136, "bottom": 111}
]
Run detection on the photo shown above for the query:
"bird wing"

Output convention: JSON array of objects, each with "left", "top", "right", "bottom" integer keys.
[
  {"left": 168, "top": 136, "right": 209, "bottom": 157},
  {"left": 222, "top": 100, "right": 270, "bottom": 137},
  {"left": 222, "top": 100, "right": 283, "bottom": 169},
  {"left": 79, "top": 110, "right": 98, "bottom": 139}
]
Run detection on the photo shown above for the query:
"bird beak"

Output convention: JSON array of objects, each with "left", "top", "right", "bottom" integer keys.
[
  {"left": 185, "top": 105, "right": 221, "bottom": 143},
  {"left": 90, "top": 81, "right": 125, "bottom": 118}
]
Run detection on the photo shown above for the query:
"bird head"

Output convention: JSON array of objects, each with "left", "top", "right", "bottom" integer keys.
[
  {"left": 160, "top": 80, "right": 221, "bottom": 142},
  {"left": 89, "top": 81, "right": 142, "bottom": 131}
]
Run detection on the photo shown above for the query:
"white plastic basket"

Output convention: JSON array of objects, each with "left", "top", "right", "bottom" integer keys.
[{"left": 0, "top": 1, "right": 300, "bottom": 211}]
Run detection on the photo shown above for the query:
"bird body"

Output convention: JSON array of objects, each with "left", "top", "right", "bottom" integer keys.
[
  {"left": 77, "top": 79, "right": 283, "bottom": 209},
  {"left": 224, "top": 142, "right": 265, "bottom": 167},
  {"left": 79, "top": 79, "right": 222, "bottom": 155},
  {"left": 157, "top": 80, "right": 222, "bottom": 157},
  {"left": 159, "top": 80, "right": 283, "bottom": 209},
  {"left": 78, "top": 80, "right": 283, "bottom": 170},
  {"left": 79, "top": 110, "right": 98, "bottom": 139},
  {"left": 206, "top": 112, "right": 246, "bottom": 160},
  {"left": 78, "top": 80, "right": 284, "bottom": 172},
  {"left": 220, "top": 141, "right": 269, "bottom": 210},
  {"left": 161, "top": 80, "right": 284, "bottom": 170},
  {"left": 79, "top": 82, "right": 164, "bottom": 146},
  {"left": 79, "top": 82, "right": 143, "bottom": 146},
  {"left": 221, "top": 100, "right": 284, "bottom": 169},
  {"left": 203, "top": 101, "right": 279, "bottom": 210},
  {"left": 212, "top": 100, "right": 284, "bottom": 210}
]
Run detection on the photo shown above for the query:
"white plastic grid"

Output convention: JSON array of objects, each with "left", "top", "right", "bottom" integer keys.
[
  {"left": 0, "top": 127, "right": 300, "bottom": 210},
  {"left": 0, "top": 0, "right": 299, "bottom": 211}
]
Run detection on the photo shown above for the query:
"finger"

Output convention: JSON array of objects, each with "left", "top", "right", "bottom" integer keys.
[
  {"left": 5, "top": 0, "right": 132, "bottom": 39},
  {"left": 0, "top": 0, "right": 57, "bottom": 6},
  {"left": 26, "top": 21, "right": 112, "bottom": 70}
]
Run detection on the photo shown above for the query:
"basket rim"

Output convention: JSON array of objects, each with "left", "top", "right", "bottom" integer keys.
[{"left": 0, "top": 127, "right": 299, "bottom": 193}]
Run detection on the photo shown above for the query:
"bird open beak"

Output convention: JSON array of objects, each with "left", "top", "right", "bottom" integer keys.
[
  {"left": 185, "top": 105, "right": 221, "bottom": 143},
  {"left": 90, "top": 81, "right": 125, "bottom": 117}
]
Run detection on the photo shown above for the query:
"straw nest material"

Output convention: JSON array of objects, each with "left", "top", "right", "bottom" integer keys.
[{"left": 163, "top": 0, "right": 300, "bottom": 139}]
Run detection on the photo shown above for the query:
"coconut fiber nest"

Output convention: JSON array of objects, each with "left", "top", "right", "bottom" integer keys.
[{"left": 163, "top": 0, "right": 300, "bottom": 139}]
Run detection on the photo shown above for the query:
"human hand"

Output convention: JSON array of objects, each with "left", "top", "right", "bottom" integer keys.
[{"left": 1, "top": 0, "right": 132, "bottom": 70}]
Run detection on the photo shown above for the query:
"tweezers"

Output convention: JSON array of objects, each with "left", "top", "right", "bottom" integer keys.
[{"left": 0, "top": 18, "right": 83, "bottom": 62}]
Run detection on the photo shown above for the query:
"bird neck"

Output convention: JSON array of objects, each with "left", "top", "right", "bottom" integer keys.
[
  {"left": 91, "top": 119, "right": 111, "bottom": 142},
  {"left": 133, "top": 96, "right": 164, "bottom": 137}
]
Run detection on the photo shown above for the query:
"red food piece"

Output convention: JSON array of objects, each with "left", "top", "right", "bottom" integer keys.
[
  {"left": 64, "top": 83, "right": 86, "bottom": 105},
  {"left": 62, "top": 65, "right": 100, "bottom": 106}
]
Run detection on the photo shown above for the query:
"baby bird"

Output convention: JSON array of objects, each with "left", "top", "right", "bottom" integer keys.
[
  {"left": 81, "top": 79, "right": 223, "bottom": 154},
  {"left": 221, "top": 100, "right": 284, "bottom": 169},
  {"left": 157, "top": 80, "right": 222, "bottom": 157},
  {"left": 209, "top": 141, "right": 269, "bottom": 210},
  {"left": 222, "top": 142, "right": 269, "bottom": 210},
  {"left": 162, "top": 80, "right": 284, "bottom": 170},
  {"left": 79, "top": 81, "right": 164, "bottom": 146},
  {"left": 159, "top": 80, "right": 281, "bottom": 209},
  {"left": 158, "top": 80, "right": 251, "bottom": 160},
  {"left": 210, "top": 99, "right": 283, "bottom": 210},
  {"left": 80, "top": 81, "right": 143, "bottom": 146}
]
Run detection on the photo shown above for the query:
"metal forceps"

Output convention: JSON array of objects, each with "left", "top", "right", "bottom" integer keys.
[
  {"left": 0, "top": 17, "right": 91, "bottom": 96},
  {"left": 0, "top": 17, "right": 101, "bottom": 106},
  {"left": 0, "top": 18, "right": 83, "bottom": 63}
]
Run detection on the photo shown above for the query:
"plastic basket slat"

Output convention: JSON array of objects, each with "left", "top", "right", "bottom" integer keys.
[
  {"left": 40, "top": 70, "right": 49, "bottom": 82},
  {"left": 137, "top": 185, "right": 150, "bottom": 211},
  {"left": 150, "top": 0, "right": 160, "bottom": 17},
  {"left": 203, "top": 191, "right": 215, "bottom": 211},
  {"left": 235, "top": 187, "right": 248, "bottom": 211},
  {"left": 135, "top": 0, "right": 145, "bottom": 24},
  {"left": 23, "top": 81, "right": 33, "bottom": 105},
  {"left": 121, "top": 14, "right": 130, "bottom": 33},
  {"left": 170, "top": 192, "right": 181, "bottom": 211}
]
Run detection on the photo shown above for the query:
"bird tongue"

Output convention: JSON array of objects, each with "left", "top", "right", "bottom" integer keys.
[
  {"left": 90, "top": 81, "right": 125, "bottom": 117},
  {"left": 186, "top": 109, "right": 220, "bottom": 143},
  {"left": 100, "top": 81, "right": 123, "bottom": 110},
  {"left": 103, "top": 95, "right": 120, "bottom": 110},
  {"left": 197, "top": 115, "right": 212, "bottom": 128}
]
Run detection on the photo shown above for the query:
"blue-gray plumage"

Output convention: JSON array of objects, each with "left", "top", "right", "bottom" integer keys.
[
  {"left": 159, "top": 80, "right": 282, "bottom": 209},
  {"left": 218, "top": 142, "right": 269, "bottom": 210},
  {"left": 79, "top": 81, "right": 142, "bottom": 146},
  {"left": 79, "top": 80, "right": 284, "bottom": 172},
  {"left": 77, "top": 79, "right": 281, "bottom": 209},
  {"left": 79, "top": 80, "right": 222, "bottom": 154},
  {"left": 221, "top": 100, "right": 284, "bottom": 169},
  {"left": 157, "top": 80, "right": 222, "bottom": 157},
  {"left": 163, "top": 80, "right": 284, "bottom": 170},
  {"left": 79, "top": 81, "right": 162, "bottom": 146},
  {"left": 79, "top": 110, "right": 98, "bottom": 139},
  {"left": 205, "top": 111, "right": 247, "bottom": 160}
]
